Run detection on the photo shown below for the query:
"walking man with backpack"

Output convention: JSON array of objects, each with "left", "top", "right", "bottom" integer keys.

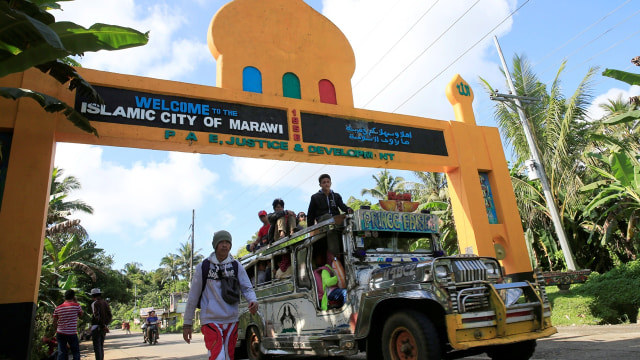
[{"left": 183, "top": 230, "right": 258, "bottom": 359}]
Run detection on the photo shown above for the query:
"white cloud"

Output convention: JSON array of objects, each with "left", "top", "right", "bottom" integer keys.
[
  {"left": 143, "top": 216, "right": 178, "bottom": 243},
  {"left": 54, "top": 143, "right": 218, "bottom": 235},
  {"left": 587, "top": 85, "right": 640, "bottom": 121},
  {"left": 322, "top": 0, "right": 516, "bottom": 119},
  {"left": 53, "top": 0, "right": 210, "bottom": 81}
]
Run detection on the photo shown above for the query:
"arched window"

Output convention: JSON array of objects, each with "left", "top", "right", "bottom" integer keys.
[
  {"left": 282, "top": 73, "right": 301, "bottom": 99},
  {"left": 243, "top": 66, "right": 262, "bottom": 93},
  {"left": 318, "top": 79, "right": 337, "bottom": 104}
]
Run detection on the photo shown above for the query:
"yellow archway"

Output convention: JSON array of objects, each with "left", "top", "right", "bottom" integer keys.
[{"left": 0, "top": 0, "right": 530, "bottom": 357}]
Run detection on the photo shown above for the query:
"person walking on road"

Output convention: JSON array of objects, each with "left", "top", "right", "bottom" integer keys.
[
  {"left": 89, "top": 288, "right": 112, "bottom": 360},
  {"left": 183, "top": 230, "right": 258, "bottom": 360},
  {"left": 53, "top": 289, "right": 83, "bottom": 360}
]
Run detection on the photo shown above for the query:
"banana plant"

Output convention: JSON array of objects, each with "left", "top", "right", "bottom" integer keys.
[
  {"left": 39, "top": 231, "right": 103, "bottom": 310},
  {"left": 581, "top": 146, "right": 640, "bottom": 259},
  {"left": 0, "top": 0, "right": 149, "bottom": 135}
]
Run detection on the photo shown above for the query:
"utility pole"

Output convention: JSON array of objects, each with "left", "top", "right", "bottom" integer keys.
[
  {"left": 490, "top": 36, "right": 577, "bottom": 270},
  {"left": 190, "top": 209, "right": 195, "bottom": 284}
]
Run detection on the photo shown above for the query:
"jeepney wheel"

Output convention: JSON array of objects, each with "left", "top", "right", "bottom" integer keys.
[
  {"left": 486, "top": 339, "right": 536, "bottom": 360},
  {"left": 381, "top": 310, "right": 441, "bottom": 360},
  {"left": 246, "top": 327, "right": 270, "bottom": 360}
]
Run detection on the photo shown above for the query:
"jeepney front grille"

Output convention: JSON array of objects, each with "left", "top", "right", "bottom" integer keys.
[{"left": 452, "top": 259, "right": 488, "bottom": 282}]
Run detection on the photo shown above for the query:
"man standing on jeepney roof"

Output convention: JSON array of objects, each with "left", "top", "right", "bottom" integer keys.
[
  {"left": 307, "top": 174, "right": 353, "bottom": 226},
  {"left": 183, "top": 230, "right": 258, "bottom": 360}
]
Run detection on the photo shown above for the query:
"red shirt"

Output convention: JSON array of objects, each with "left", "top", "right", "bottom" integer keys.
[
  {"left": 53, "top": 301, "right": 83, "bottom": 335},
  {"left": 257, "top": 224, "right": 270, "bottom": 243}
]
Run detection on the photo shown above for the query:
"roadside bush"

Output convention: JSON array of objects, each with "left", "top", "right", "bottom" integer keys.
[{"left": 575, "top": 260, "right": 640, "bottom": 324}]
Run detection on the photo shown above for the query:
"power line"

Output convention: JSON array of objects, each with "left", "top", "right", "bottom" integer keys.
[
  {"left": 568, "top": 28, "right": 640, "bottom": 73},
  {"left": 362, "top": 0, "right": 482, "bottom": 108},
  {"left": 531, "top": 0, "right": 631, "bottom": 69},
  {"left": 353, "top": 0, "right": 441, "bottom": 87},
  {"left": 392, "top": 0, "right": 531, "bottom": 113},
  {"left": 537, "top": 7, "right": 640, "bottom": 78}
]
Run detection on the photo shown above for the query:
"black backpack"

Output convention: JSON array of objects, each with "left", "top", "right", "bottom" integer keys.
[{"left": 197, "top": 259, "right": 240, "bottom": 308}]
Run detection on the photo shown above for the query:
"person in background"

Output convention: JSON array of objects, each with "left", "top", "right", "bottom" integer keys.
[
  {"left": 183, "top": 230, "right": 259, "bottom": 360},
  {"left": 145, "top": 309, "right": 159, "bottom": 343},
  {"left": 89, "top": 288, "right": 112, "bottom": 360},
  {"left": 307, "top": 174, "right": 353, "bottom": 226},
  {"left": 268, "top": 198, "right": 297, "bottom": 242},
  {"left": 53, "top": 289, "right": 83, "bottom": 360},
  {"left": 247, "top": 210, "right": 270, "bottom": 252},
  {"left": 275, "top": 253, "right": 293, "bottom": 279}
]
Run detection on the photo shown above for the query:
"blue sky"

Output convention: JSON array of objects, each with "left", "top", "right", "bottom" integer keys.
[{"left": 53, "top": 0, "right": 640, "bottom": 272}]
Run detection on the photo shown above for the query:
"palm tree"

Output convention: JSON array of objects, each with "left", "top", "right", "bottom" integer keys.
[
  {"left": 48, "top": 167, "right": 93, "bottom": 225},
  {"left": 481, "top": 55, "right": 599, "bottom": 269},
  {"left": 175, "top": 241, "right": 204, "bottom": 280},
  {"left": 361, "top": 169, "right": 405, "bottom": 199},
  {"left": 159, "top": 254, "right": 180, "bottom": 288}
]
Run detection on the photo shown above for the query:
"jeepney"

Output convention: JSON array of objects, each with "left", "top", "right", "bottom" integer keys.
[{"left": 236, "top": 208, "right": 556, "bottom": 360}]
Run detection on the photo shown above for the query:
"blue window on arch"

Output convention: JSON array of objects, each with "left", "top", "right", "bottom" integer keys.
[
  {"left": 282, "top": 72, "right": 301, "bottom": 99},
  {"left": 243, "top": 66, "right": 262, "bottom": 93}
]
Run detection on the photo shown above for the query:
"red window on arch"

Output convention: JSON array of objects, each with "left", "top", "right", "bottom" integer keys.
[{"left": 318, "top": 79, "right": 337, "bottom": 104}]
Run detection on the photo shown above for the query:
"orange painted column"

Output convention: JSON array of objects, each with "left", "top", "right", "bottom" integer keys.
[
  {"left": 0, "top": 70, "right": 57, "bottom": 359},
  {"left": 445, "top": 74, "right": 532, "bottom": 278}
]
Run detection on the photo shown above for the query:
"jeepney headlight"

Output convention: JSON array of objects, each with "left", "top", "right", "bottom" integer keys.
[
  {"left": 483, "top": 260, "right": 501, "bottom": 279},
  {"left": 435, "top": 265, "right": 449, "bottom": 279}
]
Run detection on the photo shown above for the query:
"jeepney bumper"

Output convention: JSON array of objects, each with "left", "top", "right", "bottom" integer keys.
[{"left": 445, "top": 281, "right": 557, "bottom": 350}]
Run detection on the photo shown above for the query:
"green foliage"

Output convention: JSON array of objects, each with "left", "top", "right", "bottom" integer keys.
[
  {"left": 547, "top": 285, "right": 601, "bottom": 326},
  {"left": 574, "top": 260, "right": 640, "bottom": 324},
  {"left": 0, "top": 0, "right": 149, "bottom": 135},
  {"left": 30, "top": 310, "right": 55, "bottom": 360},
  {"left": 602, "top": 68, "right": 640, "bottom": 86},
  {"left": 360, "top": 169, "right": 405, "bottom": 199}
]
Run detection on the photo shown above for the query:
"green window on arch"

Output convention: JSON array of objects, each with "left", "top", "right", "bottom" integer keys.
[{"left": 282, "top": 72, "right": 301, "bottom": 99}]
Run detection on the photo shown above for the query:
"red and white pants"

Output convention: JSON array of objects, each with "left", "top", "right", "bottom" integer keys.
[{"left": 201, "top": 322, "right": 238, "bottom": 360}]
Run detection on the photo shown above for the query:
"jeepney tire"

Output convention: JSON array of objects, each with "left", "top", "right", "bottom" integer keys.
[
  {"left": 486, "top": 339, "right": 536, "bottom": 360},
  {"left": 246, "top": 326, "right": 270, "bottom": 360},
  {"left": 381, "top": 310, "right": 442, "bottom": 360}
]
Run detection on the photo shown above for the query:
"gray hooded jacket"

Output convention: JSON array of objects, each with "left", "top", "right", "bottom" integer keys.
[{"left": 184, "top": 253, "right": 256, "bottom": 325}]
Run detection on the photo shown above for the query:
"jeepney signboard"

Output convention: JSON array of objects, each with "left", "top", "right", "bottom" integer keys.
[{"left": 353, "top": 210, "right": 439, "bottom": 233}]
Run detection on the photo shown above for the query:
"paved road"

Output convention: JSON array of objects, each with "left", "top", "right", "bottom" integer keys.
[{"left": 79, "top": 324, "right": 640, "bottom": 359}]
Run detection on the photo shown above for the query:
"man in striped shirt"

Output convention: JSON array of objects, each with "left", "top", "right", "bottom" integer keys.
[{"left": 53, "top": 289, "right": 83, "bottom": 360}]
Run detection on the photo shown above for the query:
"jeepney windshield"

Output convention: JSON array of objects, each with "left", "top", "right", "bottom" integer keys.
[{"left": 359, "top": 231, "right": 434, "bottom": 253}]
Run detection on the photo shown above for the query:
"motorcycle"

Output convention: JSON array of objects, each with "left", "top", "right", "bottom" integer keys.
[{"left": 143, "top": 322, "right": 159, "bottom": 345}]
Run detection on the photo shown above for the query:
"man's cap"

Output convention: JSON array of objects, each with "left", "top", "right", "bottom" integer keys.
[
  {"left": 258, "top": 210, "right": 267, "bottom": 217},
  {"left": 90, "top": 288, "right": 102, "bottom": 295},
  {"left": 212, "top": 230, "right": 232, "bottom": 250}
]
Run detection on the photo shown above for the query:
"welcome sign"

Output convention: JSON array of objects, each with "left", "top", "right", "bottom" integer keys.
[{"left": 75, "top": 86, "right": 289, "bottom": 140}]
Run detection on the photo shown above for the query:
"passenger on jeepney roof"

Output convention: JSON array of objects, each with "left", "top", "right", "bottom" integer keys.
[
  {"left": 268, "top": 198, "right": 297, "bottom": 243},
  {"left": 296, "top": 212, "right": 307, "bottom": 229},
  {"left": 307, "top": 174, "right": 353, "bottom": 226},
  {"left": 312, "top": 251, "right": 346, "bottom": 311},
  {"left": 275, "top": 253, "right": 293, "bottom": 279},
  {"left": 247, "top": 210, "right": 270, "bottom": 252}
]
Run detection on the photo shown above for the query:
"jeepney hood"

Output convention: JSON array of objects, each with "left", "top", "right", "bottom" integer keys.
[{"left": 360, "top": 259, "right": 436, "bottom": 290}]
